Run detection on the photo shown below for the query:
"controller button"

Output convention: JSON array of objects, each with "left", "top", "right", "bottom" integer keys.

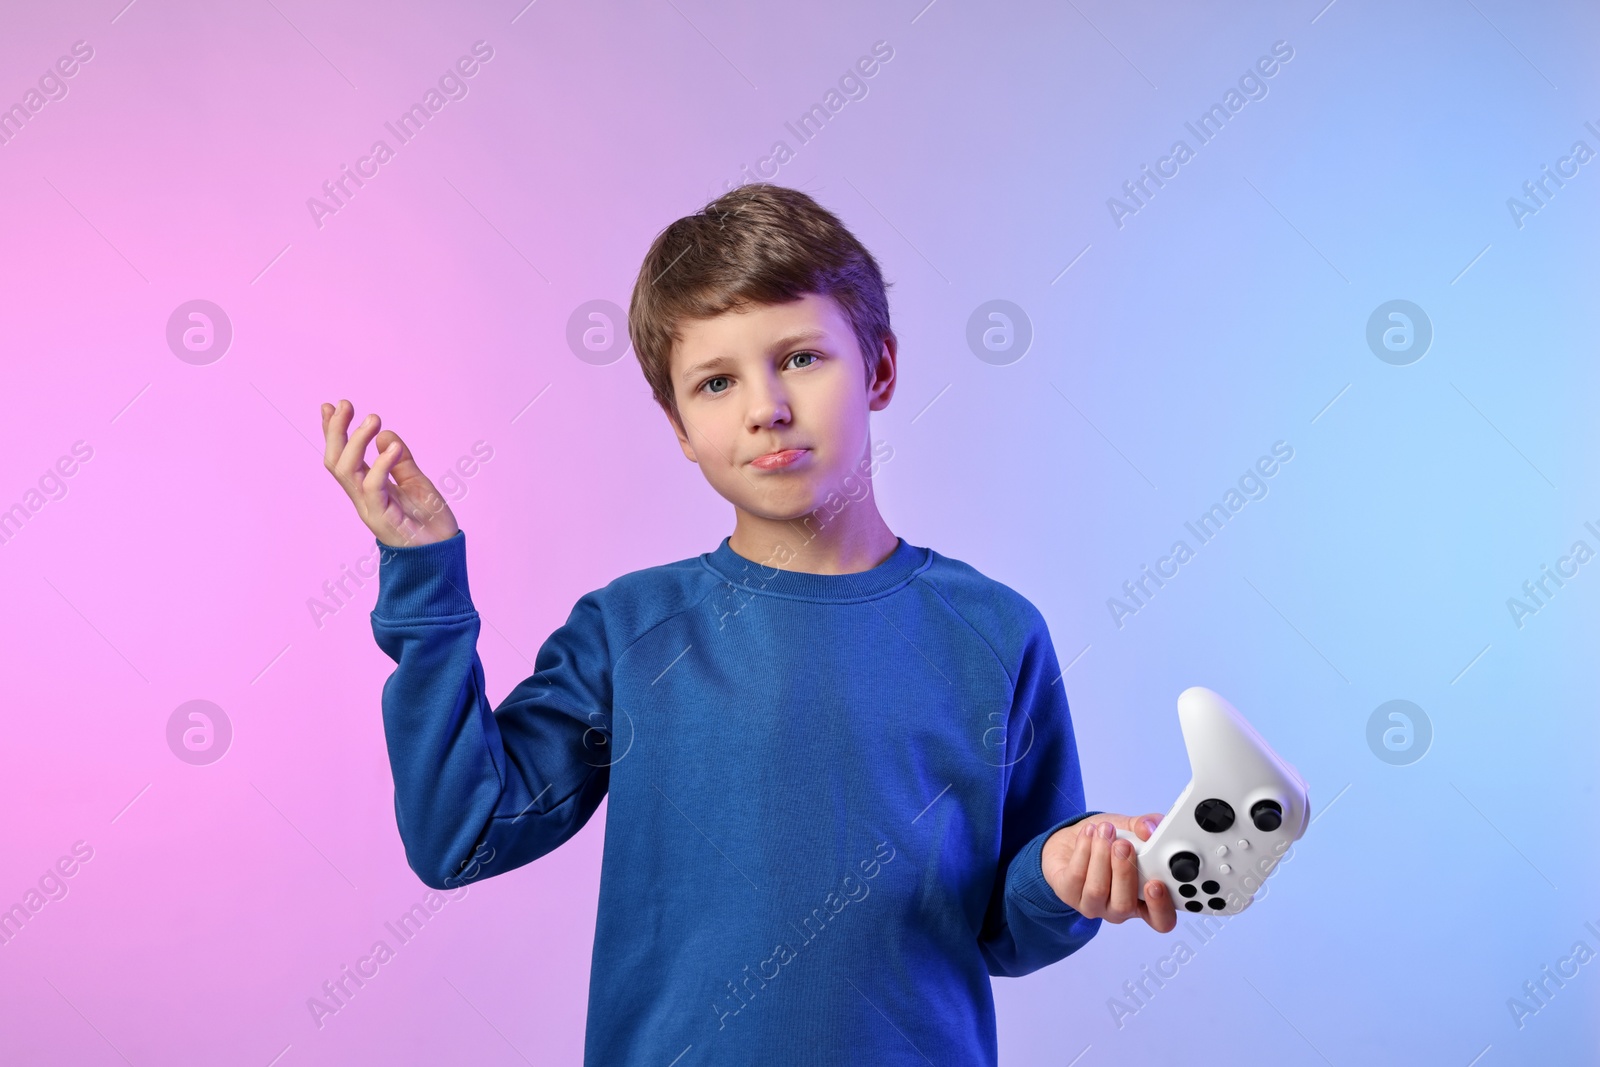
[
  {"left": 1236, "top": 839, "right": 1250, "bottom": 850},
  {"left": 1216, "top": 845, "right": 1229, "bottom": 856},
  {"left": 1251, "top": 799, "right": 1283, "bottom": 832},
  {"left": 1185, "top": 901, "right": 1203, "bottom": 912},
  {"left": 1178, "top": 884, "right": 1197, "bottom": 898},
  {"left": 1201, "top": 880, "right": 1220, "bottom": 894},
  {"left": 1219, "top": 863, "right": 1232, "bottom": 874},
  {"left": 1194, "top": 799, "right": 1235, "bottom": 833},
  {"left": 1207, "top": 897, "right": 1226, "bottom": 910},
  {"left": 1168, "top": 852, "right": 1201, "bottom": 882}
]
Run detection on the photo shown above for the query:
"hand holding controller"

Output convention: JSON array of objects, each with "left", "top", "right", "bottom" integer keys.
[{"left": 1114, "top": 687, "right": 1310, "bottom": 916}]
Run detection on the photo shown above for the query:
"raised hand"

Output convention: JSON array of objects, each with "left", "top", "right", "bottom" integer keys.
[{"left": 320, "top": 399, "right": 460, "bottom": 549}]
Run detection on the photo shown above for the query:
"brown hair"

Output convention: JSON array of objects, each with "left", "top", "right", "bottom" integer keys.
[{"left": 628, "top": 182, "right": 894, "bottom": 431}]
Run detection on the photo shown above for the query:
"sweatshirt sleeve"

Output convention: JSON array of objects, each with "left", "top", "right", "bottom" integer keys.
[
  {"left": 368, "top": 529, "right": 612, "bottom": 891},
  {"left": 977, "top": 612, "right": 1102, "bottom": 978}
]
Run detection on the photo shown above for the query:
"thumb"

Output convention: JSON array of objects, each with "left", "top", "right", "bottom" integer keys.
[
  {"left": 374, "top": 430, "right": 422, "bottom": 479},
  {"left": 1133, "top": 812, "right": 1163, "bottom": 841},
  {"left": 1085, "top": 812, "right": 1139, "bottom": 834},
  {"left": 1095, "top": 812, "right": 1161, "bottom": 839}
]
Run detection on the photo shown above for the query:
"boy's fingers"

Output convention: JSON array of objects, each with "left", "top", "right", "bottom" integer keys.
[
  {"left": 1107, "top": 837, "right": 1140, "bottom": 917},
  {"left": 1056, "top": 822, "right": 1094, "bottom": 909},
  {"left": 1133, "top": 812, "right": 1163, "bottom": 841},
  {"left": 1143, "top": 880, "right": 1178, "bottom": 932},
  {"left": 1078, "top": 824, "right": 1113, "bottom": 918},
  {"left": 375, "top": 430, "right": 425, "bottom": 484},
  {"left": 322, "top": 400, "right": 352, "bottom": 471},
  {"left": 337, "top": 410, "right": 382, "bottom": 482},
  {"left": 363, "top": 439, "right": 403, "bottom": 497}
]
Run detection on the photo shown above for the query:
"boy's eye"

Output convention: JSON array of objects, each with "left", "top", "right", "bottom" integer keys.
[{"left": 698, "top": 353, "right": 817, "bottom": 395}]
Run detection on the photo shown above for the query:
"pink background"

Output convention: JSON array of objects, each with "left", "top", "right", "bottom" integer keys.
[{"left": 2, "top": 0, "right": 1597, "bottom": 1063}]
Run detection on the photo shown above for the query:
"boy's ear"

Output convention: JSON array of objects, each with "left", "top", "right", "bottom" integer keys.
[{"left": 867, "top": 333, "right": 898, "bottom": 411}]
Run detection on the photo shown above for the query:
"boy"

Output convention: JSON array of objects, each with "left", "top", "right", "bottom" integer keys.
[{"left": 320, "top": 183, "right": 1175, "bottom": 1065}]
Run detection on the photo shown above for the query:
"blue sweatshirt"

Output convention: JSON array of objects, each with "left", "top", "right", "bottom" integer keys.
[{"left": 370, "top": 529, "right": 1101, "bottom": 1065}]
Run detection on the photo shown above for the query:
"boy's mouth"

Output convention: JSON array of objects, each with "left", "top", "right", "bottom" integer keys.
[{"left": 749, "top": 448, "right": 808, "bottom": 471}]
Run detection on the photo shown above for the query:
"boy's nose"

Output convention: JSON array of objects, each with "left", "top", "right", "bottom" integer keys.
[{"left": 745, "top": 382, "right": 792, "bottom": 429}]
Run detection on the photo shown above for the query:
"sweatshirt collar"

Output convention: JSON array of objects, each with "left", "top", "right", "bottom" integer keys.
[{"left": 702, "top": 535, "right": 931, "bottom": 602}]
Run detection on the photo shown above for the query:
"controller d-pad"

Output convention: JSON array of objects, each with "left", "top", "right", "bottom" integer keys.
[
  {"left": 1194, "top": 799, "right": 1235, "bottom": 833},
  {"left": 1168, "top": 851, "right": 1200, "bottom": 882},
  {"left": 1207, "top": 897, "right": 1226, "bottom": 910},
  {"left": 1251, "top": 799, "right": 1283, "bottom": 831},
  {"left": 1201, "top": 880, "right": 1219, "bottom": 894},
  {"left": 1178, "top": 884, "right": 1197, "bottom": 898},
  {"left": 1185, "top": 901, "right": 1203, "bottom": 912}
]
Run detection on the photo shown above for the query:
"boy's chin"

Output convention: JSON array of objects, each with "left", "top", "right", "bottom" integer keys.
[{"left": 728, "top": 491, "right": 831, "bottom": 525}]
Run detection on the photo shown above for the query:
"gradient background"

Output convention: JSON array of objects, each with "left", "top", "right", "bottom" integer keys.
[{"left": 1, "top": 0, "right": 1597, "bottom": 1063}]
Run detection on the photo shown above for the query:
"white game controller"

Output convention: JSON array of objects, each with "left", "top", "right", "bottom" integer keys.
[{"left": 1112, "top": 686, "right": 1310, "bottom": 916}]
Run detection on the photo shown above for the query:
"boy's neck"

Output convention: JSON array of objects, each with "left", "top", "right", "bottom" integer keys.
[{"left": 727, "top": 501, "right": 899, "bottom": 576}]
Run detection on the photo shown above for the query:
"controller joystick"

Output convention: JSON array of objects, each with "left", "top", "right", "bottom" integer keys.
[{"left": 1111, "top": 687, "right": 1309, "bottom": 916}]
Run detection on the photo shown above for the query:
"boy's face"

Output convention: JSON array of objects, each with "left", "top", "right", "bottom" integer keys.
[{"left": 667, "top": 291, "right": 895, "bottom": 527}]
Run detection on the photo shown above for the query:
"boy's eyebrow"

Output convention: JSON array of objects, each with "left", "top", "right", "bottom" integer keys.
[
  {"left": 678, "top": 329, "right": 831, "bottom": 383},
  {"left": 766, "top": 328, "right": 829, "bottom": 351}
]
